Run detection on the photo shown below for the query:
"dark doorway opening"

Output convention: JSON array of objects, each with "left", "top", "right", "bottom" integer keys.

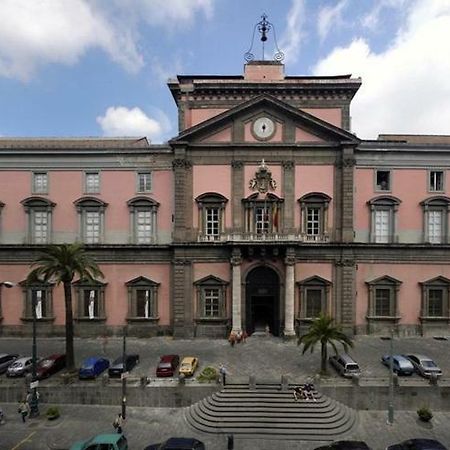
[{"left": 245, "top": 266, "right": 280, "bottom": 336}]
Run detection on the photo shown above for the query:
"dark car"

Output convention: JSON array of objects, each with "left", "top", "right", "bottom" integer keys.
[
  {"left": 0, "top": 353, "right": 19, "bottom": 374},
  {"left": 144, "top": 437, "right": 205, "bottom": 450},
  {"left": 79, "top": 357, "right": 110, "bottom": 379},
  {"left": 36, "top": 353, "right": 66, "bottom": 379},
  {"left": 386, "top": 438, "right": 448, "bottom": 450},
  {"left": 108, "top": 354, "right": 140, "bottom": 378},
  {"left": 381, "top": 354, "right": 414, "bottom": 375},
  {"left": 156, "top": 355, "right": 180, "bottom": 377},
  {"left": 314, "top": 441, "right": 371, "bottom": 450}
]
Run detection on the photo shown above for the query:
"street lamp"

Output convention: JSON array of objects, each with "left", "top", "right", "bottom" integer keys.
[
  {"left": 121, "top": 325, "right": 127, "bottom": 420},
  {"left": 387, "top": 328, "right": 394, "bottom": 425},
  {"left": 29, "top": 290, "right": 40, "bottom": 418}
]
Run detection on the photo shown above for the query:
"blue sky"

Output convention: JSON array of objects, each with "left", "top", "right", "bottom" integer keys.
[{"left": 0, "top": 0, "right": 449, "bottom": 142}]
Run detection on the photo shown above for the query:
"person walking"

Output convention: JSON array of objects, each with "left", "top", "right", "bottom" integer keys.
[
  {"left": 18, "top": 401, "right": 29, "bottom": 423},
  {"left": 219, "top": 364, "right": 227, "bottom": 386},
  {"left": 113, "top": 413, "right": 124, "bottom": 434}
]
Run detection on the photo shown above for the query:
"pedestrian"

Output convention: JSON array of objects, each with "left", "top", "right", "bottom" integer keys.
[
  {"left": 102, "top": 334, "right": 109, "bottom": 355},
  {"left": 18, "top": 400, "right": 29, "bottom": 423},
  {"left": 241, "top": 330, "right": 248, "bottom": 343},
  {"left": 0, "top": 406, "right": 5, "bottom": 425},
  {"left": 236, "top": 330, "right": 242, "bottom": 344},
  {"left": 228, "top": 332, "right": 236, "bottom": 347},
  {"left": 219, "top": 364, "right": 227, "bottom": 386},
  {"left": 113, "top": 413, "right": 124, "bottom": 434}
]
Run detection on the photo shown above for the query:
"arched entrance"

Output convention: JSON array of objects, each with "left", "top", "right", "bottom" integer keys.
[{"left": 245, "top": 266, "right": 280, "bottom": 336}]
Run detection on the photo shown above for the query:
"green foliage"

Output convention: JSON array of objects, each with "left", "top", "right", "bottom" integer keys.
[
  {"left": 298, "top": 313, "right": 354, "bottom": 375},
  {"left": 46, "top": 406, "right": 60, "bottom": 420},
  {"left": 196, "top": 366, "right": 218, "bottom": 383},
  {"left": 417, "top": 406, "right": 433, "bottom": 422}
]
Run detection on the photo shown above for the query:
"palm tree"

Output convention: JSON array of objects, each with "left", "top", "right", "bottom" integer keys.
[
  {"left": 27, "top": 243, "right": 104, "bottom": 371},
  {"left": 298, "top": 313, "right": 353, "bottom": 375}
]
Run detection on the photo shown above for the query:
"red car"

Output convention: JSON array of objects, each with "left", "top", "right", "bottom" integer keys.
[
  {"left": 36, "top": 354, "right": 66, "bottom": 379},
  {"left": 156, "top": 354, "right": 179, "bottom": 377}
]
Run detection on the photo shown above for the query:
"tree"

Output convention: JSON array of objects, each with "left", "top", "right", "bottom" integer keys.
[
  {"left": 298, "top": 313, "right": 353, "bottom": 375},
  {"left": 27, "top": 243, "right": 104, "bottom": 370}
]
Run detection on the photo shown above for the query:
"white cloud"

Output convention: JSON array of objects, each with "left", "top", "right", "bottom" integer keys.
[
  {"left": 279, "top": 0, "right": 306, "bottom": 64},
  {"left": 313, "top": 0, "right": 450, "bottom": 138},
  {"left": 361, "top": 0, "right": 407, "bottom": 30},
  {"left": 97, "top": 106, "right": 170, "bottom": 142},
  {"left": 317, "top": 0, "right": 348, "bottom": 42}
]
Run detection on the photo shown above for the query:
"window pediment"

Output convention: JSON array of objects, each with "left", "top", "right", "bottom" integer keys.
[
  {"left": 21, "top": 196, "right": 55, "bottom": 209},
  {"left": 73, "top": 197, "right": 108, "bottom": 209},
  {"left": 420, "top": 276, "right": 450, "bottom": 286},
  {"left": 194, "top": 275, "right": 228, "bottom": 286},
  {"left": 125, "top": 276, "right": 160, "bottom": 287},
  {"left": 297, "top": 275, "right": 331, "bottom": 286},
  {"left": 298, "top": 192, "right": 331, "bottom": 204},
  {"left": 243, "top": 192, "right": 283, "bottom": 203},
  {"left": 195, "top": 193, "right": 228, "bottom": 204},
  {"left": 420, "top": 196, "right": 450, "bottom": 207},
  {"left": 127, "top": 196, "right": 160, "bottom": 208},
  {"left": 72, "top": 278, "right": 107, "bottom": 287},
  {"left": 367, "top": 195, "right": 401, "bottom": 207},
  {"left": 366, "top": 275, "right": 402, "bottom": 286}
]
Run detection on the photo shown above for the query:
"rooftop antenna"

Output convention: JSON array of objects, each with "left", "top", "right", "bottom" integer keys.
[{"left": 244, "top": 13, "right": 284, "bottom": 63}]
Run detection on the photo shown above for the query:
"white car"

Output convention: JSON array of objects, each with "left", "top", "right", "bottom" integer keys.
[
  {"left": 404, "top": 354, "right": 442, "bottom": 378},
  {"left": 6, "top": 356, "right": 33, "bottom": 377}
]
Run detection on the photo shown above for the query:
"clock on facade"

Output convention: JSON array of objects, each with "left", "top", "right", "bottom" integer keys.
[{"left": 252, "top": 117, "right": 276, "bottom": 140}]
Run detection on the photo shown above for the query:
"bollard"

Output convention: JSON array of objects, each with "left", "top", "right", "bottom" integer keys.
[
  {"left": 248, "top": 375, "right": 256, "bottom": 390},
  {"left": 227, "top": 434, "right": 234, "bottom": 450},
  {"left": 429, "top": 373, "right": 439, "bottom": 386},
  {"left": 281, "top": 375, "right": 289, "bottom": 391},
  {"left": 178, "top": 373, "right": 186, "bottom": 385},
  {"left": 393, "top": 372, "right": 399, "bottom": 387},
  {"left": 101, "top": 373, "right": 109, "bottom": 386},
  {"left": 351, "top": 373, "right": 360, "bottom": 386}
]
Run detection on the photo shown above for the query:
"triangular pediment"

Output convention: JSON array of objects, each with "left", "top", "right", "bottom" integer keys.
[{"left": 170, "top": 94, "right": 359, "bottom": 145}]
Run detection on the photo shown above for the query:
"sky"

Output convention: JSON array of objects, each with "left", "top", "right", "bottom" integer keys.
[{"left": 0, "top": 0, "right": 449, "bottom": 143}]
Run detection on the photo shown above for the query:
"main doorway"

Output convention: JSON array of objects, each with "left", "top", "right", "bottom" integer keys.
[{"left": 245, "top": 266, "right": 280, "bottom": 336}]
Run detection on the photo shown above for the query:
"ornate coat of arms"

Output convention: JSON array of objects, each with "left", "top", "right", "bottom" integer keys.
[{"left": 249, "top": 159, "right": 277, "bottom": 193}]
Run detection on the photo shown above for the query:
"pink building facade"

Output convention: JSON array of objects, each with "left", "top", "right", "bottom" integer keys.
[{"left": 1, "top": 61, "right": 450, "bottom": 338}]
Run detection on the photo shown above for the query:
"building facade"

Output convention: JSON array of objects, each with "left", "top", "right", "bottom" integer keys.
[{"left": 1, "top": 60, "right": 450, "bottom": 338}]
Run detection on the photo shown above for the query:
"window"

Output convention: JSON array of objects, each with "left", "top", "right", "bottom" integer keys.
[
  {"left": 127, "top": 197, "right": 159, "bottom": 244},
  {"left": 73, "top": 279, "right": 106, "bottom": 320},
  {"left": 32, "top": 172, "right": 48, "bottom": 194},
  {"left": 420, "top": 276, "right": 450, "bottom": 318},
  {"left": 368, "top": 196, "right": 401, "bottom": 243},
  {"left": 375, "top": 170, "right": 391, "bottom": 191},
  {"left": 194, "top": 275, "right": 228, "bottom": 320},
  {"left": 21, "top": 197, "right": 55, "bottom": 244},
  {"left": 298, "top": 193, "right": 331, "bottom": 241},
  {"left": 137, "top": 172, "right": 152, "bottom": 193},
  {"left": 125, "top": 276, "right": 159, "bottom": 320},
  {"left": 366, "top": 275, "right": 401, "bottom": 318},
  {"left": 421, "top": 196, "right": 450, "bottom": 244},
  {"left": 196, "top": 193, "right": 228, "bottom": 241},
  {"left": 429, "top": 170, "right": 444, "bottom": 192},
  {"left": 85, "top": 172, "right": 100, "bottom": 194},
  {"left": 243, "top": 193, "right": 283, "bottom": 236},
  {"left": 74, "top": 197, "right": 108, "bottom": 244},
  {"left": 19, "top": 280, "right": 54, "bottom": 321},
  {"left": 297, "top": 276, "right": 331, "bottom": 320}
]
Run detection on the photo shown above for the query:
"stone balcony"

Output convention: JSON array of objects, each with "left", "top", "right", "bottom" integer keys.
[{"left": 197, "top": 232, "right": 330, "bottom": 243}]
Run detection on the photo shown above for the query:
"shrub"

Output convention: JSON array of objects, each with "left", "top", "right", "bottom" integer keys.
[
  {"left": 417, "top": 406, "right": 433, "bottom": 422},
  {"left": 196, "top": 366, "right": 218, "bottom": 383},
  {"left": 46, "top": 406, "right": 60, "bottom": 420}
]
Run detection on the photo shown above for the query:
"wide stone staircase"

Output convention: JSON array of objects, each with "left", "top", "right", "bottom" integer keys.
[{"left": 185, "top": 382, "right": 357, "bottom": 440}]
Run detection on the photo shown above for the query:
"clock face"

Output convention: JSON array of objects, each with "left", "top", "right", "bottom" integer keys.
[{"left": 253, "top": 117, "right": 276, "bottom": 140}]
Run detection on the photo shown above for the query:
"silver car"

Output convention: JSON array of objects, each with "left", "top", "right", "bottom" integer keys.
[
  {"left": 0, "top": 353, "right": 19, "bottom": 374},
  {"left": 6, "top": 356, "right": 33, "bottom": 377},
  {"left": 404, "top": 354, "right": 442, "bottom": 378}
]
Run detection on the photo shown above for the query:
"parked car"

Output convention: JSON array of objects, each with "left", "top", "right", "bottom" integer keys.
[
  {"left": 0, "top": 353, "right": 19, "bottom": 374},
  {"left": 179, "top": 357, "right": 199, "bottom": 377},
  {"left": 328, "top": 353, "right": 361, "bottom": 378},
  {"left": 156, "top": 354, "right": 180, "bottom": 377},
  {"left": 70, "top": 433, "right": 128, "bottom": 450},
  {"left": 144, "top": 437, "right": 205, "bottom": 450},
  {"left": 6, "top": 356, "right": 33, "bottom": 377},
  {"left": 108, "top": 354, "right": 140, "bottom": 378},
  {"left": 78, "top": 357, "right": 110, "bottom": 379},
  {"left": 404, "top": 354, "right": 442, "bottom": 378},
  {"left": 314, "top": 441, "right": 371, "bottom": 450},
  {"left": 386, "top": 438, "right": 448, "bottom": 449},
  {"left": 381, "top": 354, "right": 414, "bottom": 375},
  {"left": 36, "top": 353, "right": 66, "bottom": 379}
]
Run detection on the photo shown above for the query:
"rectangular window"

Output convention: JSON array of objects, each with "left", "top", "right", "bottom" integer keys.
[
  {"left": 137, "top": 172, "right": 152, "bottom": 193},
  {"left": 306, "top": 207, "right": 320, "bottom": 235},
  {"left": 136, "top": 289, "right": 152, "bottom": 317},
  {"left": 31, "top": 289, "right": 47, "bottom": 318},
  {"left": 33, "top": 172, "right": 48, "bottom": 194},
  {"left": 204, "top": 288, "right": 220, "bottom": 317},
  {"left": 375, "top": 288, "right": 391, "bottom": 316},
  {"left": 33, "top": 211, "right": 48, "bottom": 244},
  {"left": 376, "top": 170, "right": 391, "bottom": 191},
  {"left": 374, "top": 210, "right": 390, "bottom": 243},
  {"left": 85, "top": 172, "right": 100, "bottom": 193},
  {"left": 305, "top": 289, "right": 322, "bottom": 317},
  {"left": 82, "top": 290, "right": 99, "bottom": 317},
  {"left": 205, "top": 207, "right": 219, "bottom": 236},
  {"left": 429, "top": 171, "right": 444, "bottom": 192},
  {"left": 428, "top": 210, "right": 443, "bottom": 243},
  {"left": 428, "top": 289, "right": 443, "bottom": 316},
  {"left": 136, "top": 210, "right": 152, "bottom": 243},
  {"left": 85, "top": 211, "right": 100, "bottom": 244},
  {"left": 255, "top": 206, "right": 270, "bottom": 234}
]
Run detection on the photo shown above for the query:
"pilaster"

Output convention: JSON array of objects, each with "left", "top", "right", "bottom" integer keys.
[
  {"left": 172, "top": 256, "right": 194, "bottom": 338},
  {"left": 230, "top": 247, "right": 242, "bottom": 332},
  {"left": 231, "top": 160, "right": 244, "bottom": 232},
  {"left": 282, "top": 160, "right": 295, "bottom": 233},
  {"left": 284, "top": 247, "right": 296, "bottom": 337},
  {"left": 335, "top": 256, "right": 356, "bottom": 334}
]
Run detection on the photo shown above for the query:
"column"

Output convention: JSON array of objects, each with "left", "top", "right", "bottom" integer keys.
[
  {"left": 231, "top": 248, "right": 242, "bottom": 332},
  {"left": 284, "top": 248, "right": 296, "bottom": 336}
]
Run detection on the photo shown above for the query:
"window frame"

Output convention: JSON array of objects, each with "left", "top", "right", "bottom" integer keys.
[
  {"left": 367, "top": 196, "right": 401, "bottom": 243},
  {"left": 420, "top": 276, "right": 450, "bottom": 319},
  {"left": 125, "top": 276, "right": 160, "bottom": 321},
  {"left": 420, "top": 196, "right": 450, "bottom": 244},
  {"left": 32, "top": 172, "right": 49, "bottom": 194},
  {"left": 19, "top": 279, "right": 55, "bottom": 321},
  {"left": 127, "top": 197, "right": 160, "bottom": 244},
  {"left": 136, "top": 171, "right": 152, "bottom": 193},
  {"left": 374, "top": 169, "right": 392, "bottom": 192},
  {"left": 195, "top": 193, "right": 228, "bottom": 241},
  {"left": 243, "top": 193, "right": 283, "bottom": 235},
  {"left": 194, "top": 275, "right": 228, "bottom": 321},
  {"left": 74, "top": 197, "right": 108, "bottom": 244},
  {"left": 73, "top": 279, "right": 107, "bottom": 321},
  {"left": 21, "top": 196, "right": 56, "bottom": 244},
  {"left": 428, "top": 170, "right": 444, "bottom": 193},
  {"left": 366, "top": 275, "right": 402, "bottom": 319},
  {"left": 298, "top": 193, "right": 331, "bottom": 240},
  {"left": 297, "top": 276, "right": 331, "bottom": 320},
  {"left": 84, "top": 171, "right": 101, "bottom": 194}
]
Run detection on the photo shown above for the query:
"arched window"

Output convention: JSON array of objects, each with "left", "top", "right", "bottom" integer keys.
[
  {"left": 367, "top": 196, "right": 401, "bottom": 243},
  {"left": 298, "top": 193, "right": 331, "bottom": 242},
  {"left": 127, "top": 197, "right": 159, "bottom": 244},
  {"left": 21, "top": 197, "right": 56, "bottom": 244},
  {"left": 73, "top": 197, "right": 108, "bottom": 244},
  {"left": 243, "top": 193, "right": 283, "bottom": 236},
  {"left": 195, "top": 193, "right": 228, "bottom": 241},
  {"left": 420, "top": 196, "right": 450, "bottom": 244}
]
